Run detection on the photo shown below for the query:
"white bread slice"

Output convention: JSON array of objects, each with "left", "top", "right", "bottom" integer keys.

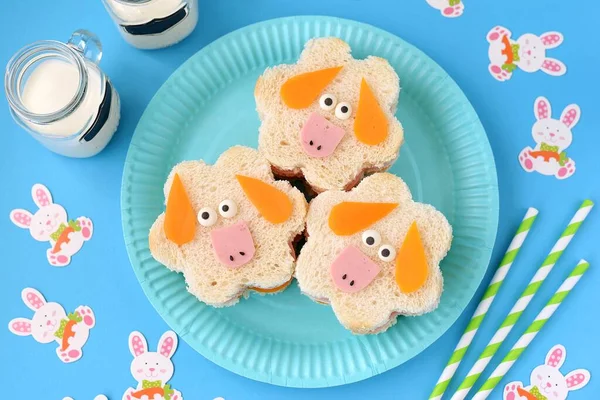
[
  {"left": 255, "top": 37, "right": 404, "bottom": 193},
  {"left": 149, "top": 146, "right": 308, "bottom": 307},
  {"left": 295, "top": 173, "right": 452, "bottom": 334}
]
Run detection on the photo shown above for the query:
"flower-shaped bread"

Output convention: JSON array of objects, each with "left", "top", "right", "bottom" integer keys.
[
  {"left": 149, "top": 146, "right": 307, "bottom": 307},
  {"left": 255, "top": 37, "right": 404, "bottom": 192},
  {"left": 295, "top": 173, "right": 452, "bottom": 334}
]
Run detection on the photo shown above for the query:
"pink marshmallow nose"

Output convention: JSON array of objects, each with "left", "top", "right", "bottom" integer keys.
[
  {"left": 300, "top": 112, "right": 345, "bottom": 158},
  {"left": 46, "top": 220, "right": 52, "bottom": 226},
  {"left": 330, "top": 246, "right": 381, "bottom": 293},
  {"left": 210, "top": 221, "right": 256, "bottom": 268},
  {"left": 549, "top": 132, "right": 556, "bottom": 137},
  {"left": 149, "top": 368, "right": 156, "bottom": 372},
  {"left": 46, "top": 320, "right": 53, "bottom": 326},
  {"left": 546, "top": 382, "right": 552, "bottom": 388},
  {"left": 527, "top": 50, "right": 532, "bottom": 55}
]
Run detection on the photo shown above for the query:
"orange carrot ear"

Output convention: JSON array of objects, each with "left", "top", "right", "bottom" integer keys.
[
  {"left": 164, "top": 173, "right": 196, "bottom": 245},
  {"left": 280, "top": 66, "right": 343, "bottom": 109},
  {"left": 395, "top": 222, "right": 428, "bottom": 293},
  {"left": 354, "top": 78, "right": 388, "bottom": 145},
  {"left": 236, "top": 175, "right": 293, "bottom": 224},
  {"left": 328, "top": 202, "right": 398, "bottom": 236}
]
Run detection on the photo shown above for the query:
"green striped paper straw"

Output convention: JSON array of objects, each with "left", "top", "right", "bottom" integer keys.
[
  {"left": 451, "top": 199, "right": 594, "bottom": 400},
  {"left": 473, "top": 259, "right": 590, "bottom": 400},
  {"left": 429, "top": 208, "right": 539, "bottom": 400}
]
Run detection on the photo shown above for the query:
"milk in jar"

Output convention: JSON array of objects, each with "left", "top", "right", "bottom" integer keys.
[
  {"left": 5, "top": 30, "right": 120, "bottom": 157},
  {"left": 103, "top": 0, "right": 198, "bottom": 49}
]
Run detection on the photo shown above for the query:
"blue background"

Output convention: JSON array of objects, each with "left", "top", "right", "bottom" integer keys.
[{"left": 1, "top": 1, "right": 598, "bottom": 399}]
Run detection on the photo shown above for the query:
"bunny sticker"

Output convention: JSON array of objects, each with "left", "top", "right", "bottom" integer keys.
[
  {"left": 64, "top": 396, "right": 107, "bottom": 400},
  {"left": 426, "top": 0, "right": 464, "bottom": 18},
  {"left": 123, "top": 331, "right": 183, "bottom": 400},
  {"left": 9, "top": 183, "right": 93, "bottom": 267},
  {"left": 504, "top": 344, "right": 590, "bottom": 400},
  {"left": 487, "top": 26, "right": 566, "bottom": 81},
  {"left": 519, "top": 97, "right": 579, "bottom": 180},
  {"left": 8, "top": 287, "right": 96, "bottom": 363}
]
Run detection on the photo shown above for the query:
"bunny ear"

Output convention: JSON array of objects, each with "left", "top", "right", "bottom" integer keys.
[
  {"left": 566, "top": 369, "right": 591, "bottom": 390},
  {"left": 21, "top": 287, "right": 46, "bottom": 311},
  {"left": 545, "top": 344, "right": 566, "bottom": 368},
  {"left": 128, "top": 331, "right": 148, "bottom": 357},
  {"left": 541, "top": 58, "right": 567, "bottom": 76},
  {"left": 9, "top": 209, "right": 32, "bottom": 229},
  {"left": 540, "top": 32, "right": 564, "bottom": 49},
  {"left": 560, "top": 104, "right": 581, "bottom": 129},
  {"left": 8, "top": 318, "right": 32, "bottom": 336},
  {"left": 157, "top": 330, "right": 178, "bottom": 359},
  {"left": 31, "top": 183, "right": 53, "bottom": 208},
  {"left": 534, "top": 97, "right": 552, "bottom": 120}
]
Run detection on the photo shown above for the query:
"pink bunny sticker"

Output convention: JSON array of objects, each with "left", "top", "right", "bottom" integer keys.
[
  {"left": 122, "top": 330, "right": 183, "bottom": 400},
  {"left": 426, "top": 0, "right": 464, "bottom": 18},
  {"left": 519, "top": 97, "right": 580, "bottom": 180},
  {"left": 8, "top": 287, "right": 96, "bottom": 363},
  {"left": 9, "top": 183, "right": 93, "bottom": 266},
  {"left": 487, "top": 26, "right": 566, "bottom": 81},
  {"left": 504, "top": 344, "right": 590, "bottom": 400}
]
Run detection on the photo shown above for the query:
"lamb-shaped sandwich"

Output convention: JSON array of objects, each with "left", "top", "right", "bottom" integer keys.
[
  {"left": 149, "top": 146, "right": 308, "bottom": 307},
  {"left": 295, "top": 173, "right": 452, "bottom": 334},
  {"left": 255, "top": 37, "right": 404, "bottom": 193}
]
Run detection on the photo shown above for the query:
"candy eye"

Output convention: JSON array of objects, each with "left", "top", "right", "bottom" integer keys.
[
  {"left": 362, "top": 230, "right": 381, "bottom": 248},
  {"left": 378, "top": 244, "right": 396, "bottom": 262},
  {"left": 218, "top": 199, "right": 237, "bottom": 218},
  {"left": 319, "top": 94, "right": 337, "bottom": 111},
  {"left": 335, "top": 102, "right": 352, "bottom": 120},
  {"left": 197, "top": 207, "right": 217, "bottom": 227}
]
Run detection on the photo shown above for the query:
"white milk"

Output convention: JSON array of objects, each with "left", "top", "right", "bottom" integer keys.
[
  {"left": 21, "top": 59, "right": 120, "bottom": 157},
  {"left": 103, "top": 0, "right": 198, "bottom": 49}
]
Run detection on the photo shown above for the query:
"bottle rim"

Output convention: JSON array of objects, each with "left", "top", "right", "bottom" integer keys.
[{"left": 4, "top": 40, "right": 89, "bottom": 125}]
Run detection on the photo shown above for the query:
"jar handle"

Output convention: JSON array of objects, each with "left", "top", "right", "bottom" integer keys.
[{"left": 67, "top": 29, "right": 103, "bottom": 64}]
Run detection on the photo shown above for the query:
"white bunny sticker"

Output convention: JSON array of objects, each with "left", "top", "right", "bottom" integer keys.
[
  {"left": 487, "top": 26, "right": 566, "bottom": 81},
  {"left": 9, "top": 183, "right": 93, "bottom": 266},
  {"left": 504, "top": 344, "right": 590, "bottom": 400},
  {"left": 426, "top": 0, "right": 464, "bottom": 18},
  {"left": 122, "top": 330, "right": 183, "bottom": 400},
  {"left": 8, "top": 287, "right": 96, "bottom": 363},
  {"left": 519, "top": 97, "right": 580, "bottom": 180}
]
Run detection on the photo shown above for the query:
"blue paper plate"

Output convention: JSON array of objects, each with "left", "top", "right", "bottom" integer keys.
[{"left": 121, "top": 16, "right": 499, "bottom": 388}]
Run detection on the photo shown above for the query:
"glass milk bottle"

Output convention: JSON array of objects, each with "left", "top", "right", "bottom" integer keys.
[
  {"left": 5, "top": 30, "right": 121, "bottom": 158},
  {"left": 102, "top": 0, "right": 198, "bottom": 49}
]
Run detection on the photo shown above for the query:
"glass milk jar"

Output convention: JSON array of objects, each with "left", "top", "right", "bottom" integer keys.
[
  {"left": 102, "top": 0, "right": 198, "bottom": 49},
  {"left": 5, "top": 30, "right": 121, "bottom": 158}
]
